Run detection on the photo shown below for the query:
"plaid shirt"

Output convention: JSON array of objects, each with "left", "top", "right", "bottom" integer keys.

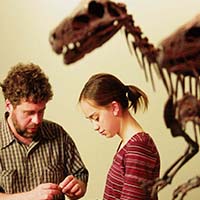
[{"left": 0, "top": 113, "right": 88, "bottom": 199}]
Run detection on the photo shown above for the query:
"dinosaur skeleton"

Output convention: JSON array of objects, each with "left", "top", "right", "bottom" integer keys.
[{"left": 49, "top": 0, "right": 200, "bottom": 199}]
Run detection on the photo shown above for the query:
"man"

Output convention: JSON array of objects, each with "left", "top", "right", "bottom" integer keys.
[{"left": 0, "top": 63, "right": 89, "bottom": 200}]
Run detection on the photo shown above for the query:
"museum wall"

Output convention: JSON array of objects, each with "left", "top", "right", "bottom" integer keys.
[{"left": 0, "top": 0, "right": 200, "bottom": 199}]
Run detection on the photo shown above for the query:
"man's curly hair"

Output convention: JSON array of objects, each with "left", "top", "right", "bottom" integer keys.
[{"left": 0, "top": 63, "right": 53, "bottom": 106}]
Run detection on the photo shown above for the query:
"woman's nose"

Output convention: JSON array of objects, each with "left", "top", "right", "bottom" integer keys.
[{"left": 92, "top": 121, "right": 99, "bottom": 131}]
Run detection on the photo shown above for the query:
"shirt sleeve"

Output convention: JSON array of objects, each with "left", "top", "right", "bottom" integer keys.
[
  {"left": 120, "top": 136, "right": 160, "bottom": 200},
  {"left": 64, "top": 134, "right": 89, "bottom": 184}
]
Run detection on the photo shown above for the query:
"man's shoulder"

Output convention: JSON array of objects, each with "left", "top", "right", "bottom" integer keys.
[
  {"left": 42, "top": 119, "right": 62, "bottom": 128},
  {"left": 40, "top": 119, "right": 70, "bottom": 139}
]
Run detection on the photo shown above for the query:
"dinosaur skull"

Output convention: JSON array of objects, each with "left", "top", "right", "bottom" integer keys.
[
  {"left": 177, "top": 93, "right": 200, "bottom": 126},
  {"left": 158, "top": 14, "right": 200, "bottom": 77},
  {"left": 49, "top": 0, "right": 129, "bottom": 64}
]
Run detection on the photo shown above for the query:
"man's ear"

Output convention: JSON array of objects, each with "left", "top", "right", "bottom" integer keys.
[
  {"left": 5, "top": 99, "right": 13, "bottom": 112},
  {"left": 111, "top": 101, "right": 120, "bottom": 116}
]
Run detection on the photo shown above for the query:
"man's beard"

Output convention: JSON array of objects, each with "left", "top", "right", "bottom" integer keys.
[{"left": 12, "top": 115, "right": 38, "bottom": 139}]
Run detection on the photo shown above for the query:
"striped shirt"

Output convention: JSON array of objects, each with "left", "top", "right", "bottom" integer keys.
[
  {"left": 0, "top": 113, "right": 89, "bottom": 200},
  {"left": 103, "top": 132, "right": 160, "bottom": 200}
]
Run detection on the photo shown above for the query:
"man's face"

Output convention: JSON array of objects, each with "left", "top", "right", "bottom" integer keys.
[{"left": 7, "top": 99, "right": 46, "bottom": 139}]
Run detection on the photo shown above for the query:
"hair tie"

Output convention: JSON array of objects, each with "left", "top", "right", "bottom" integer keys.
[
  {"left": 125, "top": 85, "right": 129, "bottom": 92},
  {"left": 125, "top": 85, "right": 129, "bottom": 99}
]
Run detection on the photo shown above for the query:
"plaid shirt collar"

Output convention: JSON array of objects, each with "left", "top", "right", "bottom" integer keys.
[{"left": 0, "top": 112, "right": 15, "bottom": 149}]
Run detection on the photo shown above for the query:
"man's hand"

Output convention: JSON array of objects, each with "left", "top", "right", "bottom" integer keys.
[
  {"left": 28, "top": 183, "right": 62, "bottom": 200},
  {"left": 0, "top": 183, "right": 62, "bottom": 200},
  {"left": 59, "top": 175, "right": 86, "bottom": 199}
]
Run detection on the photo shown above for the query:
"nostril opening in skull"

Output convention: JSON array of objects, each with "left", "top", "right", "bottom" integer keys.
[
  {"left": 52, "top": 33, "right": 56, "bottom": 39},
  {"left": 88, "top": 1, "right": 104, "bottom": 18},
  {"left": 49, "top": 32, "right": 56, "bottom": 44},
  {"left": 185, "top": 27, "right": 200, "bottom": 42},
  {"left": 72, "top": 14, "right": 90, "bottom": 29}
]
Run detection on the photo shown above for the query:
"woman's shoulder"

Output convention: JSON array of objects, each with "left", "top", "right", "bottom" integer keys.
[
  {"left": 127, "top": 132, "right": 158, "bottom": 152},
  {"left": 131, "top": 132, "right": 152, "bottom": 143}
]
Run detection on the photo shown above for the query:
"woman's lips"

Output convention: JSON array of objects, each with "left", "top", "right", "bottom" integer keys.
[{"left": 99, "top": 130, "right": 105, "bottom": 135}]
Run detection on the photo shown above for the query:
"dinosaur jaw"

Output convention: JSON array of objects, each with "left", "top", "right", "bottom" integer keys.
[
  {"left": 49, "top": 0, "right": 128, "bottom": 64},
  {"left": 63, "top": 20, "right": 126, "bottom": 64}
]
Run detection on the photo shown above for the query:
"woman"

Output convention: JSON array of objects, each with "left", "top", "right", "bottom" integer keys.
[{"left": 79, "top": 73, "right": 160, "bottom": 200}]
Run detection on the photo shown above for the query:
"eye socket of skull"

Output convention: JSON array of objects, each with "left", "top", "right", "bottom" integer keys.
[
  {"left": 107, "top": 2, "right": 121, "bottom": 17},
  {"left": 72, "top": 14, "right": 90, "bottom": 29},
  {"left": 88, "top": 1, "right": 104, "bottom": 18},
  {"left": 185, "top": 27, "right": 200, "bottom": 42}
]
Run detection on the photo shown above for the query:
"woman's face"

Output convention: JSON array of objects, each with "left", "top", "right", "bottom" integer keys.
[{"left": 80, "top": 100, "right": 120, "bottom": 138}]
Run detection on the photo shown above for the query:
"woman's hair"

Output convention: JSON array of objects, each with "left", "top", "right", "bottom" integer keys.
[
  {"left": 0, "top": 62, "right": 53, "bottom": 106},
  {"left": 79, "top": 73, "right": 148, "bottom": 113}
]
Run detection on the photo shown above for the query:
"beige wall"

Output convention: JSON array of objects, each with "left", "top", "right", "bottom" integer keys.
[{"left": 0, "top": 0, "right": 200, "bottom": 199}]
